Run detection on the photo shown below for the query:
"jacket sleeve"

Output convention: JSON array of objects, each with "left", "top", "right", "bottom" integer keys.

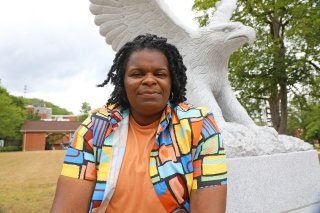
[
  {"left": 61, "top": 113, "right": 97, "bottom": 181},
  {"left": 192, "top": 112, "right": 227, "bottom": 189}
]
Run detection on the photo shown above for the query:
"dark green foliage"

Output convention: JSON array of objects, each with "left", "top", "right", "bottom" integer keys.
[
  {"left": 0, "top": 85, "right": 74, "bottom": 146},
  {"left": 77, "top": 102, "right": 91, "bottom": 122},
  {"left": 46, "top": 133, "right": 65, "bottom": 145},
  {"left": 25, "top": 111, "right": 41, "bottom": 121},
  {"left": 193, "top": 0, "right": 218, "bottom": 26},
  {"left": 77, "top": 114, "right": 88, "bottom": 122},
  {"left": 0, "top": 146, "right": 22, "bottom": 152},
  {"left": 0, "top": 87, "right": 25, "bottom": 139},
  {"left": 287, "top": 77, "right": 320, "bottom": 142},
  {"left": 192, "top": 0, "right": 320, "bottom": 136},
  {"left": 80, "top": 102, "right": 91, "bottom": 115}
]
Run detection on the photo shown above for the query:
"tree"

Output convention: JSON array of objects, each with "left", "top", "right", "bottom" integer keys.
[
  {"left": 25, "top": 111, "right": 41, "bottom": 121},
  {"left": 287, "top": 76, "right": 320, "bottom": 142},
  {"left": 192, "top": 0, "right": 320, "bottom": 134},
  {"left": 46, "top": 133, "right": 65, "bottom": 150},
  {"left": 0, "top": 87, "right": 25, "bottom": 139},
  {"left": 80, "top": 102, "right": 91, "bottom": 115},
  {"left": 78, "top": 102, "right": 91, "bottom": 122}
]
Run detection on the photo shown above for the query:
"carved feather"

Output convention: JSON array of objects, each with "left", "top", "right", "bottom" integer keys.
[{"left": 89, "top": 0, "right": 193, "bottom": 52}]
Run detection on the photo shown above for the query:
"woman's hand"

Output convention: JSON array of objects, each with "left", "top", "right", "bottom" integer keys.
[
  {"left": 190, "top": 185, "right": 227, "bottom": 213},
  {"left": 51, "top": 175, "right": 96, "bottom": 213}
]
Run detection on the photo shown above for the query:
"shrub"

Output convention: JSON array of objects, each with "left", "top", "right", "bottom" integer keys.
[{"left": 0, "top": 146, "right": 22, "bottom": 152}]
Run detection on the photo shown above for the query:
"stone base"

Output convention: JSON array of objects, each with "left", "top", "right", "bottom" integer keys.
[{"left": 226, "top": 150, "right": 320, "bottom": 213}]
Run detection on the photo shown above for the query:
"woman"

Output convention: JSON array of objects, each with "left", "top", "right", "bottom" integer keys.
[{"left": 51, "top": 34, "right": 227, "bottom": 213}]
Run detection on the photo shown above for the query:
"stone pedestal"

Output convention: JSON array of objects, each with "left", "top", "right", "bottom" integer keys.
[{"left": 226, "top": 150, "right": 320, "bottom": 213}]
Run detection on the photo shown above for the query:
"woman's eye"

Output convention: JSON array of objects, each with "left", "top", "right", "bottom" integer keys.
[
  {"left": 156, "top": 72, "right": 167, "bottom": 77},
  {"left": 131, "top": 71, "right": 143, "bottom": 77}
]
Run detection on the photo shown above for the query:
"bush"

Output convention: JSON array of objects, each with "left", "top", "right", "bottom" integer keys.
[{"left": 0, "top": 146, "right": 22, "bottom": 152}]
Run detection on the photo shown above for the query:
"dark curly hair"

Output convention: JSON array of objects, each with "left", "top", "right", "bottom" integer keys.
[{"left": 98, "top": 34, "right": 187, "bottom": 109}]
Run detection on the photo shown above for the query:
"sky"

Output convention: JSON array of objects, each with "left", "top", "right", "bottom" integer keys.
[{"left": 0, "top": 0, "right": 197, "bottom": 115}]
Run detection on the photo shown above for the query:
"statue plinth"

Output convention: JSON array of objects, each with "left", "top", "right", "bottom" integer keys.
[{"left": 226, "top": 150, "right": 320, "bottom": 213}]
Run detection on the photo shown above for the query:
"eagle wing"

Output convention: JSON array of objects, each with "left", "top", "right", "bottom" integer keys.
[{"left": 89, "top": 0, "right": 195, "bottom": 52}]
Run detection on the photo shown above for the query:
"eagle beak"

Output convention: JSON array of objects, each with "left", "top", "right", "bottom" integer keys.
[{"left": 225, "top": 26, "right": 256, "bottom": 45}]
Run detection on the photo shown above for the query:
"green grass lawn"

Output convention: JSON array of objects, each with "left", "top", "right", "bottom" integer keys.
[{"left": 0, "top": 151, "right": 65, "bottom": 213}]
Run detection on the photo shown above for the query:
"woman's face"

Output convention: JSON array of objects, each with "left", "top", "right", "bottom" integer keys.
[{"left": 124, "top": 49, "right": 171, "bottom": 124}]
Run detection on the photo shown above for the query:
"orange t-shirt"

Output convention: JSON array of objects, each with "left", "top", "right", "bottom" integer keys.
[{"left": 106, "top": 116, "right": 166, "bottom": 213}]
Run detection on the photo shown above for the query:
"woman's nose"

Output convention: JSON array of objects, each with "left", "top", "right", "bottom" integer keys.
[{"left": 142, "top": 73, "right": 157, "bottom": 85}]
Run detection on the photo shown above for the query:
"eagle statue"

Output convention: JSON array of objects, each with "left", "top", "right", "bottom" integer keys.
[{"left": 89, "top": 0, "right": 312, "bottom": 157}]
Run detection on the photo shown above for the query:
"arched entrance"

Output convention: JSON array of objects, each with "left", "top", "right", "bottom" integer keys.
[{"left": 45, "top": 133, "right": 71, "bottom": 150}]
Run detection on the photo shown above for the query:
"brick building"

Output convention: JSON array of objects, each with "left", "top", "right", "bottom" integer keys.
[{"left": 20, "top": 121, "right": 81, "bottom": 151}]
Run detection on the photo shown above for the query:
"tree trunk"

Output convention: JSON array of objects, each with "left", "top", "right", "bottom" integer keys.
[
  {"left": 268, "top": 90, "right": 280, "bottom": 130},
  {"left": 268, "top": 84, "right": 288, "bottom": 134},
  {"left": 278, "top": 83, "right": 288, "bottom": 134},
  {"left": 268, "top": 13, "right": 288, "bottom": 134}
]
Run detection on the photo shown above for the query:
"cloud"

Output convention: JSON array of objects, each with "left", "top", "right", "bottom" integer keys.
[
  {"left": 0, "top": 0, "right": 196, "bottom": 114},
  {"left": 0, "top": 0, "right": 116, "bottom": 113}
]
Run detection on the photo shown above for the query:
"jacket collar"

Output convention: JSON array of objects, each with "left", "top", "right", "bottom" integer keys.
[{"left": 107, "top": 102, "right": 175, "bottom": 134}]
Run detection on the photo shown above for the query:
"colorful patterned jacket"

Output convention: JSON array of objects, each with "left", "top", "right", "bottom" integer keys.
[{"left": 61, "top": 102, "right": 227, "bottom": 212}]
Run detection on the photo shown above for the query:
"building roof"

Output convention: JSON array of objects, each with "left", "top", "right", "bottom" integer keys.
[{"left": 21, "top": 121, "right": 82, "bottom": 132}]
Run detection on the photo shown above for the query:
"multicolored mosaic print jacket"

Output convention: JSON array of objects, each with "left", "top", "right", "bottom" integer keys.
[{"left": 61, "top": 102, "right": 227, "bottom": 212}]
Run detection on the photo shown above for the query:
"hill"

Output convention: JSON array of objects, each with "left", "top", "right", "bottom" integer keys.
[
  {"left": 1, "top": 86, "right": 72, "bottom": 115},
  {"left": 21, "top": 97, "right": 72, "bottom": 115}
]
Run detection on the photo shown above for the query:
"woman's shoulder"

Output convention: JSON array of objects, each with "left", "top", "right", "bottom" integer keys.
[
  {"left": 90, "top": 106, "right": 109, "bottom": 118},
  {"left": 174, "top": 102, "right": 210, "bottom": 118},
  {"left": 89, "top": 104, "right": 121, "bottom": 119}
]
